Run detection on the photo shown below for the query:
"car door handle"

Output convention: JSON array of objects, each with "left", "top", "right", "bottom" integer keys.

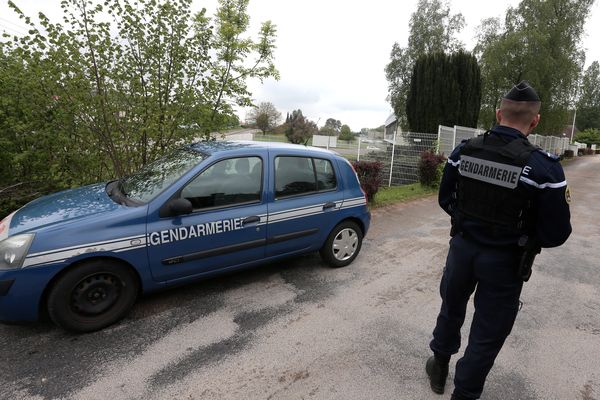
[
  {"left": 243, "top": 216, "right": 260, "bottom": 225},
  {"left": 323, "top": 202, "right": 336, "bottom": 210}
]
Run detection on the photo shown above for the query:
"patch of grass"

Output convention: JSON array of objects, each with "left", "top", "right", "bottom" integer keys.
[
  {"left": 371, "top": 183, "right": 438, "bottom": 208},
  {"left": 253, "top": 133, "right": 303, "bottom": 144}
]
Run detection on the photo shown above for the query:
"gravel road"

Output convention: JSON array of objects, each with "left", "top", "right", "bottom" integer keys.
[{"left": 1, "top": 155, "right": 599, "bottom": 400}]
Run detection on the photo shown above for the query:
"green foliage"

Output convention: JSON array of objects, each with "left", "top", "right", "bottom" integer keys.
[
  {"left": 224, "top": 113, "right": 241, "bottom": 129},
  {"left": 407, "top": 51, "right": 481, "bottom": 133},
  {"left": 284, "top": 110, "right": 317, "bottom": 144},
  {"left": 577, "top": 107, "right": 600, "bottom": 132},
  {"left": 319, "top": 118, "right": 341, "bottom": 136},
  {"left": 339, "top": 125, "right": 354, "bottom": 142},
  {"left": 371, "top": 183, "right": 437, "bottom": 209},
  {"left": 577, "top": 61, "right": 600, "bottom": 130},
  {"left": 246, "top": 102, "right": 281, "bottom": 134},
  {"left": 0, "top": 0, "right": 278, "bottom": 218},
  {"left": 475, "top": 0, "right": 594, "bottom": 133},
  {"left": 256, "top": 113, "right": 270, "bottom": 134},
  {"left": 575, "top": 129, "right": 600, "bottom": 146},
  {"left": 385, "top": 0, "right": 464, "bottom": 128}
]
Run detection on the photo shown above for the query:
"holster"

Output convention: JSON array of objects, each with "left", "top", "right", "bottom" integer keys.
[
  {"left": 517, "top": 236, "right": 541, "bottom": 282},
  {"left": 450, "top": 218, "right": 459, "bottom": 237},
  {"left": 450, "top": 209, "right": 461, "bottom": 237}
]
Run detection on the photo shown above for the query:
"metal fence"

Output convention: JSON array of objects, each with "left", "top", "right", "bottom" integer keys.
[
  {"left": 528, "top": 134, "right": 570, "bottom": 155},
  {"left": 437, "top": 125, "right": 571, "bottom": 156},
  {"left": 357, "top": 131, "right": 438, "bottom": 186},
  {"left": 437, "top": 125, "right": 455, "bottom": 157},
  {"left": 359, "top": 125, "right": 574, "bottom": 188},
  {"left": 217, "top": 131, "right": 416, "bottom": 184},
  {"left": 220, "top": 126, "right": 577, "bottom": 189},
  {"left": 437, "top": 125, "right": 486, "bottom": 156}
]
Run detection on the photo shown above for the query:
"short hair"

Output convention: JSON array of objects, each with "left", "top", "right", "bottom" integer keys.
[{"left": 499, "top": 98, "right": 541, "bottom": 125}]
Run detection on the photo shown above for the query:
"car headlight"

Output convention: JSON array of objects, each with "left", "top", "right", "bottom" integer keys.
[{"left": 0, "top": 234, "right": 35, "bottom": 270}]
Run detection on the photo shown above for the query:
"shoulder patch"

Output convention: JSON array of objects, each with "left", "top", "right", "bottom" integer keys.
[{"left": 536, "top": 148, "right": 560, "bottom": 161}]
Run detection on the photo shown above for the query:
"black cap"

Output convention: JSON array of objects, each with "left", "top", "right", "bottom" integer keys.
[{"left": 503, "top": 81, "right": 540, "bottom": 102}]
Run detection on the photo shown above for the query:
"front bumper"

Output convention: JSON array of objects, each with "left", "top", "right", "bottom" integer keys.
[
  {"left": 0, "top": 279, "right": 15, "bottom": 296},
  {"left": 0, "top": 263, "right": 63, "bottom": 322}
]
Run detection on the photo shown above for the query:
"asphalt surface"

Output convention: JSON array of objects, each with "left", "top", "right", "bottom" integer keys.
[{"left": 1, "top": 155, "right": 599, "bottom": 400}]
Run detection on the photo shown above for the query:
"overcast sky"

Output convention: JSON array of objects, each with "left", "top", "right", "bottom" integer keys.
[{"left": 1, "top": 0, "right": 599, "bottom": 131}]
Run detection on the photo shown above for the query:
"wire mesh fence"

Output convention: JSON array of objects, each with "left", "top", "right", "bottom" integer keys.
[
  {"left": 437, "top": 125, "right": 484, "bottom": 156},
  {"left": 360, "top": 126, "right": 573, "bottom": 188},
  {"left": 437, "top": 125, "right": 455, "bottom": 157},
  {"left": 223, "top": 125, "right": 575, "bottom": 189},
  {"left": 528, "top": 134, "right": 570, "bottom": 155},
  {"left": 357, "top": 131, "right": 438, "bottom": 186},
  {"left": 438, "top": 125, "right": 571, "bottom": 157}
]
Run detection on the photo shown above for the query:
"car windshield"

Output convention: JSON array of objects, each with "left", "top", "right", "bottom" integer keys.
[{"left": 120, "top": 147, "right": 205, "bottom": 203}]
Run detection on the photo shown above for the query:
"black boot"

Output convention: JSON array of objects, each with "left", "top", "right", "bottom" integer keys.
[{"left": 425, "top": 355, "right": 449, "bottom": 394}]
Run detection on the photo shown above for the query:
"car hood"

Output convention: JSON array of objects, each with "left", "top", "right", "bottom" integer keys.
[{"left": 6, "top": 183, "right": 122, "bottom": 236}]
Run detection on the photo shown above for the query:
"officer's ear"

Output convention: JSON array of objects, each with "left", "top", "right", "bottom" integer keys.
[
  {"left": 495, "top": 109, "right": 502, "bottom": 124},
  {"left": 528, "top": 114, "right": 541, "bottom": 132}
]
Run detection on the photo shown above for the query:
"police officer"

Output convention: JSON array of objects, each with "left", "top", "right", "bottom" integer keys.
[{"left": 426, "top": 81, "right": 572, "bottom": 399}]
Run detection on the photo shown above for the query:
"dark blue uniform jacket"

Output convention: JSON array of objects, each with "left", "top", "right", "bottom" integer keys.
[{"left": 439, "top": 125, "right": 572, "bottom": 248}]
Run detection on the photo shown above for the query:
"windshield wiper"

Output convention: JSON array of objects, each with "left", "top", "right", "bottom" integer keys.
[
  {"left": 106, "top": 180, "right": 126, "bottom": 205},
  {"left": 117, "top": 179, "right": 128, "bottom": 197},
  {"left": 107, "top": 179, "right": 145, "bottom": 207}
]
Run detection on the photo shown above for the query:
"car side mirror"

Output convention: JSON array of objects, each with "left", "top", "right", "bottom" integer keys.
[{"left": 161, "top": 198, "right": 193, "bottom": 218}]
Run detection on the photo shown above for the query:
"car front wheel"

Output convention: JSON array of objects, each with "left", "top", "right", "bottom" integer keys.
[
  {"left": 320, "top": 220, "right": 363, "bottom": 268},
  {"left": 47, "top": 259, "right": 139, "bottom": 332}
]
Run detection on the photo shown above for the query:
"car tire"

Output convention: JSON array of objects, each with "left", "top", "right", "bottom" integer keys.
[
  {"left": 47, "top": 259, "right": 139, "bottom": 333},
  {"left": 320, "top": 220, "right": 363, "bottom": 268}
]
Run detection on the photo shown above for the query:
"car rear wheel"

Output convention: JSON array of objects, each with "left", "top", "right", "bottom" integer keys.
[
  {"left": 47, "top": 260, "right": 139, "bottom": 333},
  {"left": 320, "top": 220, "right": 363, "bottom": 268}
]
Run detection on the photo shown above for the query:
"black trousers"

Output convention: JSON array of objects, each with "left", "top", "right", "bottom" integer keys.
[{"left": 430, "top": 234, "right": 523, "bottom": 399}]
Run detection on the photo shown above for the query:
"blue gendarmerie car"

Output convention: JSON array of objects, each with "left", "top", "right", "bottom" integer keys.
[{"left": 0, "top": 142, "right": 370, "bottom": 332}]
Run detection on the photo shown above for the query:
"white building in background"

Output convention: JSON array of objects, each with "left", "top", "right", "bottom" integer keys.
[{"left": 384, "top": 113, "right": 398, "bottom": 139}]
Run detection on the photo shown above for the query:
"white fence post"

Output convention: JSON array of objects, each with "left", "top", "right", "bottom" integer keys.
[
  {"left": 388, "top": 129, "right": 397, "bottom": 187},
  {"left": 437, "top": 125, "right": 442, "bottom": 154},
  {"left": 453, "top": 125, "right": 457, "bottom": 148},
  {"left": 357, "top": 137, "right": 361, "bottom": 161}
]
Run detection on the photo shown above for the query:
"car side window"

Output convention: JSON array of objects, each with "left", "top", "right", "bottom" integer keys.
[
  {"left": 181, "top": 157, "right": 262, "bottom": 209},
  {"left": 275, "top": 156, "right": 317, "bottom": 198},
  {"left": 314, "top": 158, "right": 337, "bottom": 191}
]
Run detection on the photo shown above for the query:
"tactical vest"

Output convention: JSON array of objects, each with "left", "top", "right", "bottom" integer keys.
[{"left": 456, "top": 132, "right": 537, "bottom": 234}]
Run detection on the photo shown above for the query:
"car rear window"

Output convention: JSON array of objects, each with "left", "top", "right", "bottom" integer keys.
[
  {"left": 314, "top": 158, "right": 337, "bottom": 191},
  {"left": 275, "top": 156, "right": 336, "bottom": 198}
]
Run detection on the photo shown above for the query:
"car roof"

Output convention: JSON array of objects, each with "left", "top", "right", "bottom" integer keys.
[{"left": 189, "top": 141, "right": 340, "bottom": 158}]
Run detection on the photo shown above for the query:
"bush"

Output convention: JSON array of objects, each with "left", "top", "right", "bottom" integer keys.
[
  {"left": 584, "top": 148, "right": 595, "bottom": 155},
  {"left": 351, "top": 161, "right": 384, "bottom": 203},
  {"left": 563, "top": 149, "right": 574, "bottom": 158},
  {"left": 575, "top": 129, "right": 600, "bottom": 147},
  {"left": 419, "top": 149, "right": 446, "bottom": 187}
]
